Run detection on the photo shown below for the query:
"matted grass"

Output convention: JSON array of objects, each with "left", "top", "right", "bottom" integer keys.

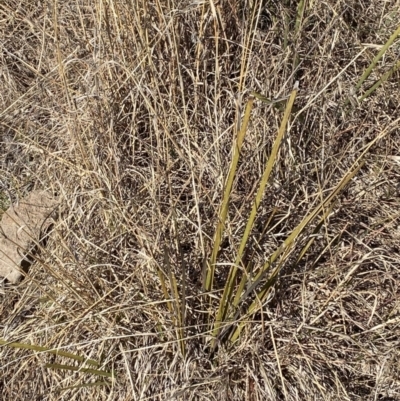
[{"left": 1, "top": 0, "right": 400, "bottom": 400}]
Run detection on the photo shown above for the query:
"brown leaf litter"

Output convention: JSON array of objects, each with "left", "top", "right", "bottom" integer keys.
[{"left": 0, "top": 190, "right": 58, "bottom": 283}]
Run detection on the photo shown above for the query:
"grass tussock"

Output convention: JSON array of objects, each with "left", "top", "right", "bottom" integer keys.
[{"left": 1, "top": 0, "right": 400, "bottom": 400}]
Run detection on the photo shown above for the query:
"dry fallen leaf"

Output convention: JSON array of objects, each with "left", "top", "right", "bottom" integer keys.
[{"left": 0, "top": 190, "right": 58, "bottom": 283}]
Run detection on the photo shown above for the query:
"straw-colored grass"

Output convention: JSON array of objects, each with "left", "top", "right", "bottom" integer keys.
[{"left": 1, "top": 0, "right": 400, "bottom": 400}]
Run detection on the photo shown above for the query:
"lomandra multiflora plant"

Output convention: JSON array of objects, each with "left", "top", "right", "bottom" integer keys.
[
  {"left": 1, "top": 3, "right": 399, "bottom": 396},
  {"left": 201, "top": 84, "right": 363, "bottom": 353}
]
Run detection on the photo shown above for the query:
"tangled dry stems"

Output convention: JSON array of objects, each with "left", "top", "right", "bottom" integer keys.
[{"left": 1, "top": 0, "right": 400, "bottom": 400}]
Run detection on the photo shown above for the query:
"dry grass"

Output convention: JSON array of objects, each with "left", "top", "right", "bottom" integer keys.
[{"left": 1, "top": 0, "right": 400, "bottom": 400}]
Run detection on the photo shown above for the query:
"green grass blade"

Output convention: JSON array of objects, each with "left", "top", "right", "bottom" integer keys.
[
  {"left": 237, "top": 162, "right": 363, "bottom": 307},
  {"left": 355, "top": 24, "right": 400, "bottom": 91},
  {"left": 210, "top": 84, "right": 298, "bottom": 346},
  {"left": 0, "top": 338, "right": 100, "bottom": 367},
  {"left": 45, "top": 363, "right": 114, "bottom": 378},
  {"left": 232, "top": 84, "right": 298, "bottom": 308},
  {"left": 204, "top": 98, "right": 254, "bottom": 292},
  {"left": 229, "top": 161, "right": 364, "bottom": 343},
  {"left": 358, "top": 59, "right": 400, "bottom": 102},
  {"left": 251, "top": 91, "right": 289, "bottom": 112},
  {"left": 251, "top": 91, "right": 276, "bottom": 104},
  {"left": 295, "top": 0, "right": 306, "bottom": 36}
]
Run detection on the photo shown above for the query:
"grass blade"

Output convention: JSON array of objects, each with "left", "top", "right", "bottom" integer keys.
[
  {"left": 210, "top": 84, "right": 298, "bottom": 346},
  {"left": 358, "top": 59, "right": 400, "bottom": 102},
  {"left": 232, "top": 83, "right": 299, "bottom": 308},
  {"left": 295, "top": 0, "right": 306, "bottom": 36},
  {"left": 229, "top": 161, "right": 364, "bottom": 343},
  {"left": 45, "top": 363, "right": 113, "bottom": 378},
  {"left": 355, "top": 25, "right": 400, "bottom": 91},
  {"left": 0, "top": 338, "right": 100, "bottom": 367},
  {"left": 204, "top": 98, "right": 254, "bottom": 292}
]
